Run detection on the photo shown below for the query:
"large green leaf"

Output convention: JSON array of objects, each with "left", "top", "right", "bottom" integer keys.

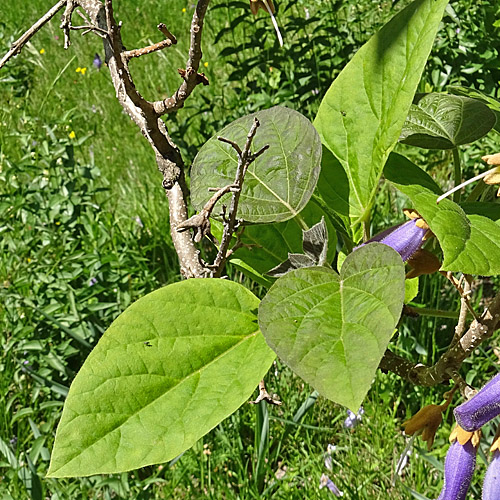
[
  {"left": 190, "top": 106, "right": 322, "bottom": 223},
  {"left": 399, "top": 93, "right": 497, "bottom": 149},
  {"left": 48, "top": 280, "right": 274, "bottom": 477},
  {"left": 384, "top": 153, "right": 500, "bottom": 275},
  {"left": 313, "top": 0, "right": 448, "bottom": 225},
  {"left": 259, "top": 244, "right": 405, "bottom": 411}
]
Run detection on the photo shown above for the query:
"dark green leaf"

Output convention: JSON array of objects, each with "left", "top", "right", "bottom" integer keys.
[
  {"left": 399, "top": 93, "right": 496, "bottom": 149},
  {"left": 190, "top": 106, "right": 322, "bottom": 223},
  {"left": 449, "top": 86, "right": 500, "bottom": 133}
]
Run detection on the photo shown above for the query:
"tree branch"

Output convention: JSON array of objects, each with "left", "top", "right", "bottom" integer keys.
[
  {"left": 210, "top": 117, "right": 268, "bottom": 277},
  {"left": 0, "top": 0, "right": 67, "bottom": 69},
  {"left": 152, "top": 0, "right": 210, "bottom": 115},
  {"left": 380, "top": 290, "right": 500, "bottom": 386}
]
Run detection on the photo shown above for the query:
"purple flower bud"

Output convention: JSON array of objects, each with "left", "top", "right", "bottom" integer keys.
[
  {"left": 437, "top": 440, "right": 476, "bottom": 500},
  {"left": 89, "top": 277, "right": 98, "bottom": 287},
  {"left": 93, "top": 53, "right": 102, "bottom": 70},
  {"left": 454, "top": 373, "right": 500, "bottom": 431},
  {"left": 483, "top": 450, "right": 500, "bottom": 500},
  {"left": 358, "top": 219, "right": 428, "bottom": 262}
]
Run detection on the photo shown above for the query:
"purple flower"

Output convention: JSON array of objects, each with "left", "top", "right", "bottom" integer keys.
[
  {"left": 343, "top": 407, "right": 364, "bottom": 429},
  {"left": 437, "top": 439, "right": 476, "bottom": 500},
  {"left": 357, "top": 219, "right": 428, "bottom": 262},
  {"left": 9, "top": 436, "right": 17, "bottom": 446},
  {"left": 319, "top": 474, "right": 343, "bottom": 496},
  {"left": 89, "top": 277, "right": 98, "bottom": 287},
  {"left": 483, "top": 450, "right": 500, "bottom": 500},
  {"left": 93, "top": 53, "right": 102, "bottom": 70},
  {"left": 454, "top": 373, "right": 500, "bottom": 431}
]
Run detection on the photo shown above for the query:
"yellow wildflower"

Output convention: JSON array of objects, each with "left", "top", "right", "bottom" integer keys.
[
  {"left": 182, "top": 7, "right": 186, "bottom": 12},
  {"left": 39, "top": 48, "right": 45, "bottom": 54},
  {"left": 204, "top": 61, "right": 209, "bottom": 68},
  {"left": 69, "top": 131, "right": 76, "bottom": 139}
]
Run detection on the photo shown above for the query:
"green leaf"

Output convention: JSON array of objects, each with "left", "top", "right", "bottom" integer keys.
[
  {"left": 385, "top": 153, "right": 500, "bottom": 275},
  {"left": 461, "top": 202, "right": 500, "bottom": 222},
  {"left": 404, "top": 278, "right": 419, "bottom": 303},
  {"left": 190, "top": 106, "right": 322, "bottom": 224},
  {"left": 449, "top": 86, "right": 500, "bottom": 133},
  {"left": 259, "top": 244, "right": 405, "bottom": 411},
  {"left": 399, "top": 93, "right": 497, "bottom": 149},
  {"left": 48, "top": 280, "right": 275, "bottom": 477},
  {"left": 313, "top": 0, "right": 448, "bottom": 225},
  {"left": 233, "top": 199, "right": 337, "bottom": 276}
]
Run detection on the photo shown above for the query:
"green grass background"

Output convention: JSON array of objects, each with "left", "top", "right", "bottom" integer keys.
[{"left": 1, "top": 0, "right": 500, "bottom": 498}]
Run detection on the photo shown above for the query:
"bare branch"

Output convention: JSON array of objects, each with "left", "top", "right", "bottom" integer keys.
[
  {"left": 152, "top": 0, "right": 211, "bottom": 115},
  {"left": 157, "top": 23, "right": 177, "bottom": 43},
  {"left": 0, "top": 0, "right": 67, "bottom": 70},
  {"left": 176, "top": 183, "right": 235, "bottom": 243},
  {"left": 380, "top": 290, "right": 500, "bottom": 387},
  {"left": 1, "top": 0, "right": 211, "bottom": 278},
  {"left": 60, "top": 0, "right": 77, "bottom": 48},
  {"left": 211, "top": 117, "right": 267, "bottom": 277},
  {"left": 123, "top": 38, "right": 175, "bottom": 60}
]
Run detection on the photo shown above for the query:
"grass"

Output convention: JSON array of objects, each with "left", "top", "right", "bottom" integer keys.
[{"left": 1, "top": 0, "right": 500, "bottom": 498}]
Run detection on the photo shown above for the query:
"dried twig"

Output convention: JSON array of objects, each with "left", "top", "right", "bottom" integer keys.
[
  {"left": 210, "top": 117, "right": 269, "bottom": 277},
  {"left": 441, "top": 271, "right": 479, "bottom": 321},
  {"left": 0, "top": 0, "right": 67, "bottom": 69},
  {"left": 123, "top": 23, "right": 177, "bottom": 60},
  {"left": 152, "top": 0, "right": 210, "bottom": 115},
  {"left": 249, "top": 380, "right": 282, "bottom": 406},
  {"left": 452, "top": 276, "right": 473, "bottom": 344},
  {"left": 176, "top": 183, "right": 236, "bottom": 243}
]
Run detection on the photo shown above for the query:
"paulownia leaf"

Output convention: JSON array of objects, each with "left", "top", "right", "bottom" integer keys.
[
  {"left": 449, "top": 86, "right": 500, "bottom": 133},
  {"left": 48, "top": 280, "right": 275, "bottom": 477},
  {"left": 314, "top": 0, "right": 448, "bottom": 225},
  {"left": 190, "top": 106, "right": 322, "bottom": 224},
  {"left": 259, "top": 244, "right": 405, "bottom": 411},
  {"left": 399, "top": 93, "right": 497, "bottom": 149},
  {"left": 384, "top": 153, "right": 500, "bottom": 275}
]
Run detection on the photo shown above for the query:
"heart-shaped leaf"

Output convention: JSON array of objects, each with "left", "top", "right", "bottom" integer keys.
[
  {"left": 48, "top": 279, "right": 274, "bottom": 477},
  {"left": 259, "top": 244, "right": 405, "bottom": 410},
  {"left": 190, "top": 106, "right": 322, "bottom": 224},
  {"left": 399, "top": 93, "right": 496, "bottom": 149},
  {"left": 384, "top": 153, "right": 500, "bottom": 275},
  {"left": 313, "top": 0, "right": 449, "bottom": 225}
]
